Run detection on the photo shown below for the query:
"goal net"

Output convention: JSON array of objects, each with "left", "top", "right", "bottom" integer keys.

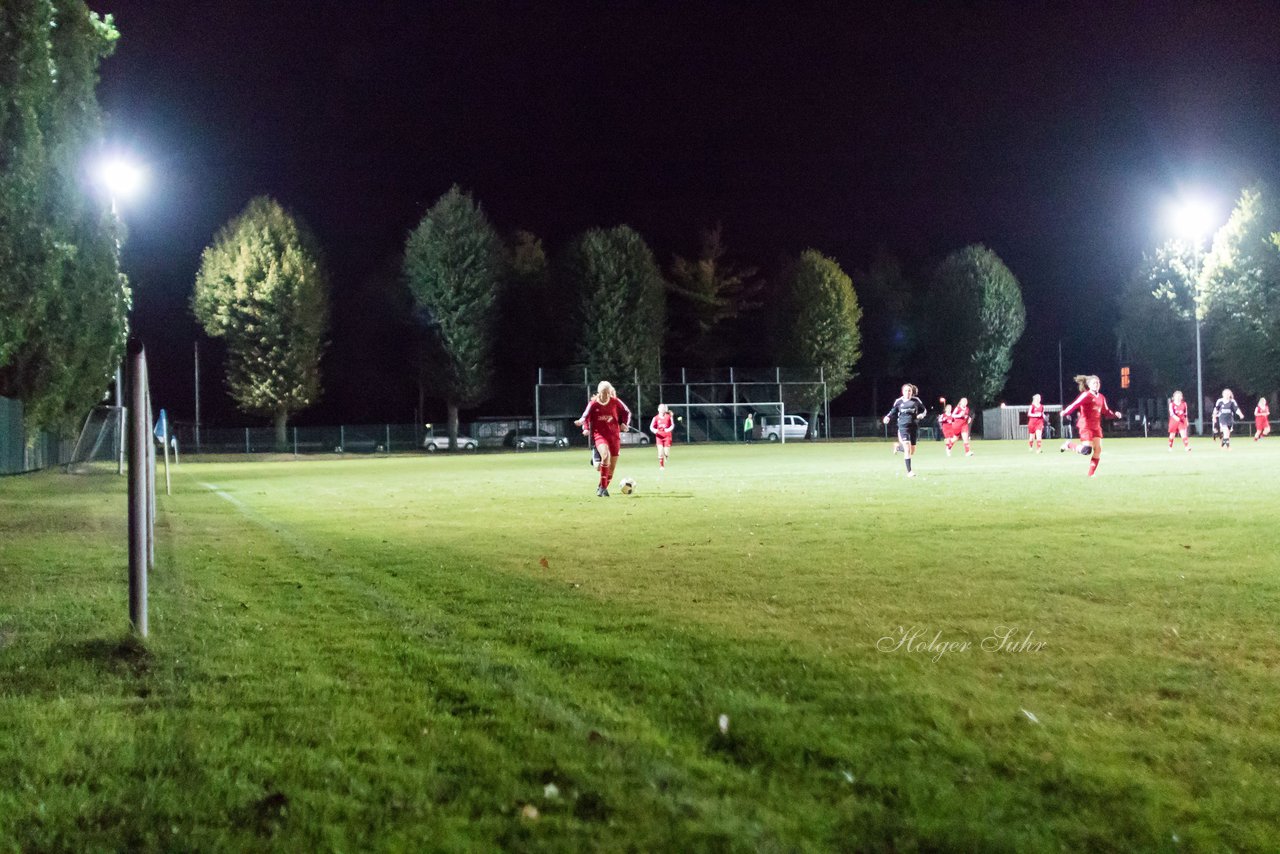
[
  {"left": 662, "top": 400, "right": 811, "bottom": 443},
  {"left": 67, "top": 405, "right": 125, "bottom": 471}
]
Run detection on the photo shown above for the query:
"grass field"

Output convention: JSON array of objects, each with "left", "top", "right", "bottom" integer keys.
[{"left": 2, "top": 437, "right": 1279, "bottom": 851}]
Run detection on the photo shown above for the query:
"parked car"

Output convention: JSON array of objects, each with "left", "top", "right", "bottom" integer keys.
[
  {"left": 620, "top": 425, "right": 651, "bottom": 445},
  {"left": 506, "top": 428, "right": 570, "bottom": 449},
  {"left": 422, "top": 432, "right": 478, "bottom": 452},
  {"left": 759, "top": 414, "right": 809, "bottom": 441}
]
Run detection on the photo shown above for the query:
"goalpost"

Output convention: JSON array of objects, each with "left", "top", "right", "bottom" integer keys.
[
  {"left": 662, "top": 400, "right": 792, "bottom": 443},
  {"left": 67, "top": 405, "right": 124, "bottom": 471}
]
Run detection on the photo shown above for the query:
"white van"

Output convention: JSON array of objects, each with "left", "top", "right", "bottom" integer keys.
[{"left": 759, "top": 415, "right": 808, "bottom": 441}]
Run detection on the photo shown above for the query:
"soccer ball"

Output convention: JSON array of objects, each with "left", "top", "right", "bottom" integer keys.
[{"left": 620, "top": 478, "right": 636, "bottom": 495}]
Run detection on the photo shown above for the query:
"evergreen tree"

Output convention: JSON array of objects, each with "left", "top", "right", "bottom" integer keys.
[
  {"left": 0, "top": 1, "right": 128, "bottom": 432},
  {"left": 403, "top": 186, "right": 503, "bottom": 448},
  {"left": 854, "top": 251, "right": 918, "bottom": 414},
  {"left": 1115, "top": 242, "right": 1199, "bottom": 397},
  {"left": 564, "top": 226, "right": 666, "bottom": 395},
  {"left": 666, "top": 224, "right": 762, "bottom": 367},
  {"left": 774, "top": 249, "right": 863, "bottom": 417},
  {"left": 193, "top": 197, "right": 330, "bottom": 446},
  {"left": 925, "top": 245, "right": 1026, "bottom": 405},
  {"left": 495, "top": 230, "right": 564, "bottom": 394},
  {"left": 1201, "top": 182, "right": 1280, "bottom": 397}
]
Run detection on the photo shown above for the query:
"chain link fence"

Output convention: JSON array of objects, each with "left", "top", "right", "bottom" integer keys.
[{"left": 1, "top": 395, "right": 75, "bottom": 475}]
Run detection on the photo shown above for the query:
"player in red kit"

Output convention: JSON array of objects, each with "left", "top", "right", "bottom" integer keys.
[
  {"left": 1060, "top": 374, "right": 1120, "bottom": 477},
  {"left": 577, "top": 380, "right": 631, "bottom": 497},
  {"left": 1254, "top": 397, "right": 1271, "bottom": 441},
  {"left": 1167, "top": 390, "right": 1190, "bottom": 451},
  {"left": 944, "top": 396, "right": 974, "bottom": 456},
  {"left": 649, "top": 403, "right": 675, "bottom": 469},
  {"left": 937, "top": 401, "right": 959, "bottom": 456},
  {"left": 1027, "top": 393, "right": 1046, "bottom": 452}
]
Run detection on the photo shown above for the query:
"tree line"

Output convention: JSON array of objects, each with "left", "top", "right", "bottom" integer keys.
[
  {"left": 0, "top": 1, "right": 128, "bottom": 433},
  {"left": 1118, "top": 182, "right": 1280, "bottom": 410},
  {"left": 1, "top": 5, "right": 1027, "bottom": 441},
  {"left": 192, "top": 187, "right": 1027, "bottom": 449}
]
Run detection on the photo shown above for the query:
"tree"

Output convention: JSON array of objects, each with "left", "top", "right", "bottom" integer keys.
[
  {"left": 494, "top": 230, "right": 572, "bottom": 394},
  {"left": 1201, "top": 182, "right": 1280, "bottom": 397},
  {"left": 853, "top": 251, "right": 919, "bottom": 414},
  {"left": 1115, "top": 241, "right": 1199, "bottom": 397},
  {"left": 0, "top": 1, "right": 128, "bottom": 432},
  {"left": 403, "top": 186, "right": 503, "bottom": 448},
  {"left": 774, "top": 249, "right": 863, "bottom": 416},
  {"left": 193, "top": 197, "right": 330, "bottom": 447},
  {"left": 924, "top": 245, "right": 1026, "bottom": 405},
  {"left": 563, "top": 226, "right": 666, "bottom": 395},
  {"left": 665, "top": 224, "right": 763, "bottom": 367}
]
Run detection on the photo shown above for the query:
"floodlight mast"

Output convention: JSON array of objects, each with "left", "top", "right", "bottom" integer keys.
[
  {"left": 97, "top": 154, "right": 146, "bottom": 472},
  {"left": 1169, "top": 198, "right": 1216, "bottom": 436}
]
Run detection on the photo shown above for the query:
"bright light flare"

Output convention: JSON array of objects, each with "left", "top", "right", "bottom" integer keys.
[
  {"left": 97, "top": 157, "right": 146, "bottom": 201},
  {"left": 1166, "top": 196, "right": 1218, "bottom": 241}
]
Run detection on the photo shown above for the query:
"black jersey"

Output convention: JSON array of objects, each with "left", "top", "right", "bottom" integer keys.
[
  {"left": 1213, "top": 398, "right": 1242, "bottom": 425},
  {"left": 885, "top": 396, "right": 928, "bottom": 428}
]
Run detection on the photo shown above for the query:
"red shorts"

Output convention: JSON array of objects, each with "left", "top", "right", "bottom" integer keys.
[
  {"left": 942, "top": 422, "right": 961, "bottom": 439},
  {"left": 1077, "top": 424, "right": 1100, "bottom": 442},
  {"left": 593, "top": 434, "right": 620, "bottom": 457},
  {"left": 656, "top": 436, "right": 672, "bottom": 447},
  {"left": 1027, "top": 419, "right": 1045, "bottom": 434},
  {"left": 1169, "top": 419, "right": 1188, "bottom": 435},
  {"left": 1257, "top": 417, "right": 1270, "bottom": 432}
]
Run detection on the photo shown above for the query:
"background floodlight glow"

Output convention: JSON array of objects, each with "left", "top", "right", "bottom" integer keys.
[
  {"left": 98, "top": 157, "right": 146, "bottom": 201},
  {"left": 1167, "top": 197, "right": 1217, "bottom": 241}
]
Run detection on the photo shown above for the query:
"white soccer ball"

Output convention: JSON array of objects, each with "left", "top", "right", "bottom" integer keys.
[{"left": 620, "top": 478, "right": 636, "bottom": 495}]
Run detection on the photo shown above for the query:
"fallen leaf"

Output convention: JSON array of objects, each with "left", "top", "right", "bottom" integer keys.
[
  {"left": 521, "top": 804, "right": 539, "bottom": 820},
  {"left": 539, "top": 557, "right": 549, "bottom": 569}
]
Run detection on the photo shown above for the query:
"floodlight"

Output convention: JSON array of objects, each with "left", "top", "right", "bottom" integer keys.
[
  {"left": 98, "top": 156, "right": 146, "bottom": 202},
  {"left": 1167, "top": 197, "right": 1217, "bottom": 241}
]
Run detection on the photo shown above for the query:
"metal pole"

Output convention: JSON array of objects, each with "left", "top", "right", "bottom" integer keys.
[
  {"left": 731, "top": 367, "right": 739, "bottom": 445},
  {"left": 1058, "top": 339, "right": 1065, "bottom": 437},
  {"left": 534, "top": 382, "right": 541, "bottom": 453},
  {"left": 293, "top": 426, "right": 298, "bottom": 458},
  {"left": 194, "top": 340, "right": 201, "bottom": 454},
  {"left": 116, "top": 367, "right": 125, "bottom": 475},
  {"left": 126, "top": 339, "right": 148, "bottom": 637},
  {"left": 777, "top": 367, "right": 783, "bottom": 433},
  {"left": 386, "top": 424, "right": 391, "bottom": 455},
  {"left": 635, "top": 368, "right": 642, "bottom": 434},
  {"left": 1194, "top": 298, "right": 1204, "bottom": 435},
  {"left": 162, "top": 417, "right": 171, "bottom": 496},
  {"left": 824, "top": 381, "right": 831, "bottom": 440},
  {"left": 685, "top": 376, "right": 691, "bottom": 443},
  {"left": 146, "top": 387, "right": 155, "bottom": 569}
]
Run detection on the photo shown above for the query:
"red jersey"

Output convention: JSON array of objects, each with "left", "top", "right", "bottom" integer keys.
[
  {"left": 581, "top": 396, "right": 631, "bottom": 441},
  {"left": 1255, "top": 402, "right": 1270, "bottom": 419},
  {"left": 1063, "top": 390, "right": 1117, "bottom": 434},
  {"left": 649, "top": 412, "right": 674, "bottom": 438},
  {"left": 1028, "top": 403, "right": 1045, "bottom": 423},
  {"left": 1169, "top": 400, "right": 1188, "bottom": 423},
  {"left": 951, "top": 404, "right": 971, "bottom": 423}
]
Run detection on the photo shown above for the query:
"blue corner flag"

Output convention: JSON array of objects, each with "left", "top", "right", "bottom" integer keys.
[{"left": 153, "top": 409, "right": 168, "bottom": 441}]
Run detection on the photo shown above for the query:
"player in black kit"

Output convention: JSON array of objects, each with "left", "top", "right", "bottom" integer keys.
[
  {"left": 883, "top": 383, "right": 928, "bottom": 477},
  {"left": 1212, "top": 389, "right": 1244, "bottom": 450}
]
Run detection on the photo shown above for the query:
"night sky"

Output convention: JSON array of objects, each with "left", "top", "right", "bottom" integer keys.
[{"left": 88, "top": 0, "right": 1280, "bottom": 425}]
